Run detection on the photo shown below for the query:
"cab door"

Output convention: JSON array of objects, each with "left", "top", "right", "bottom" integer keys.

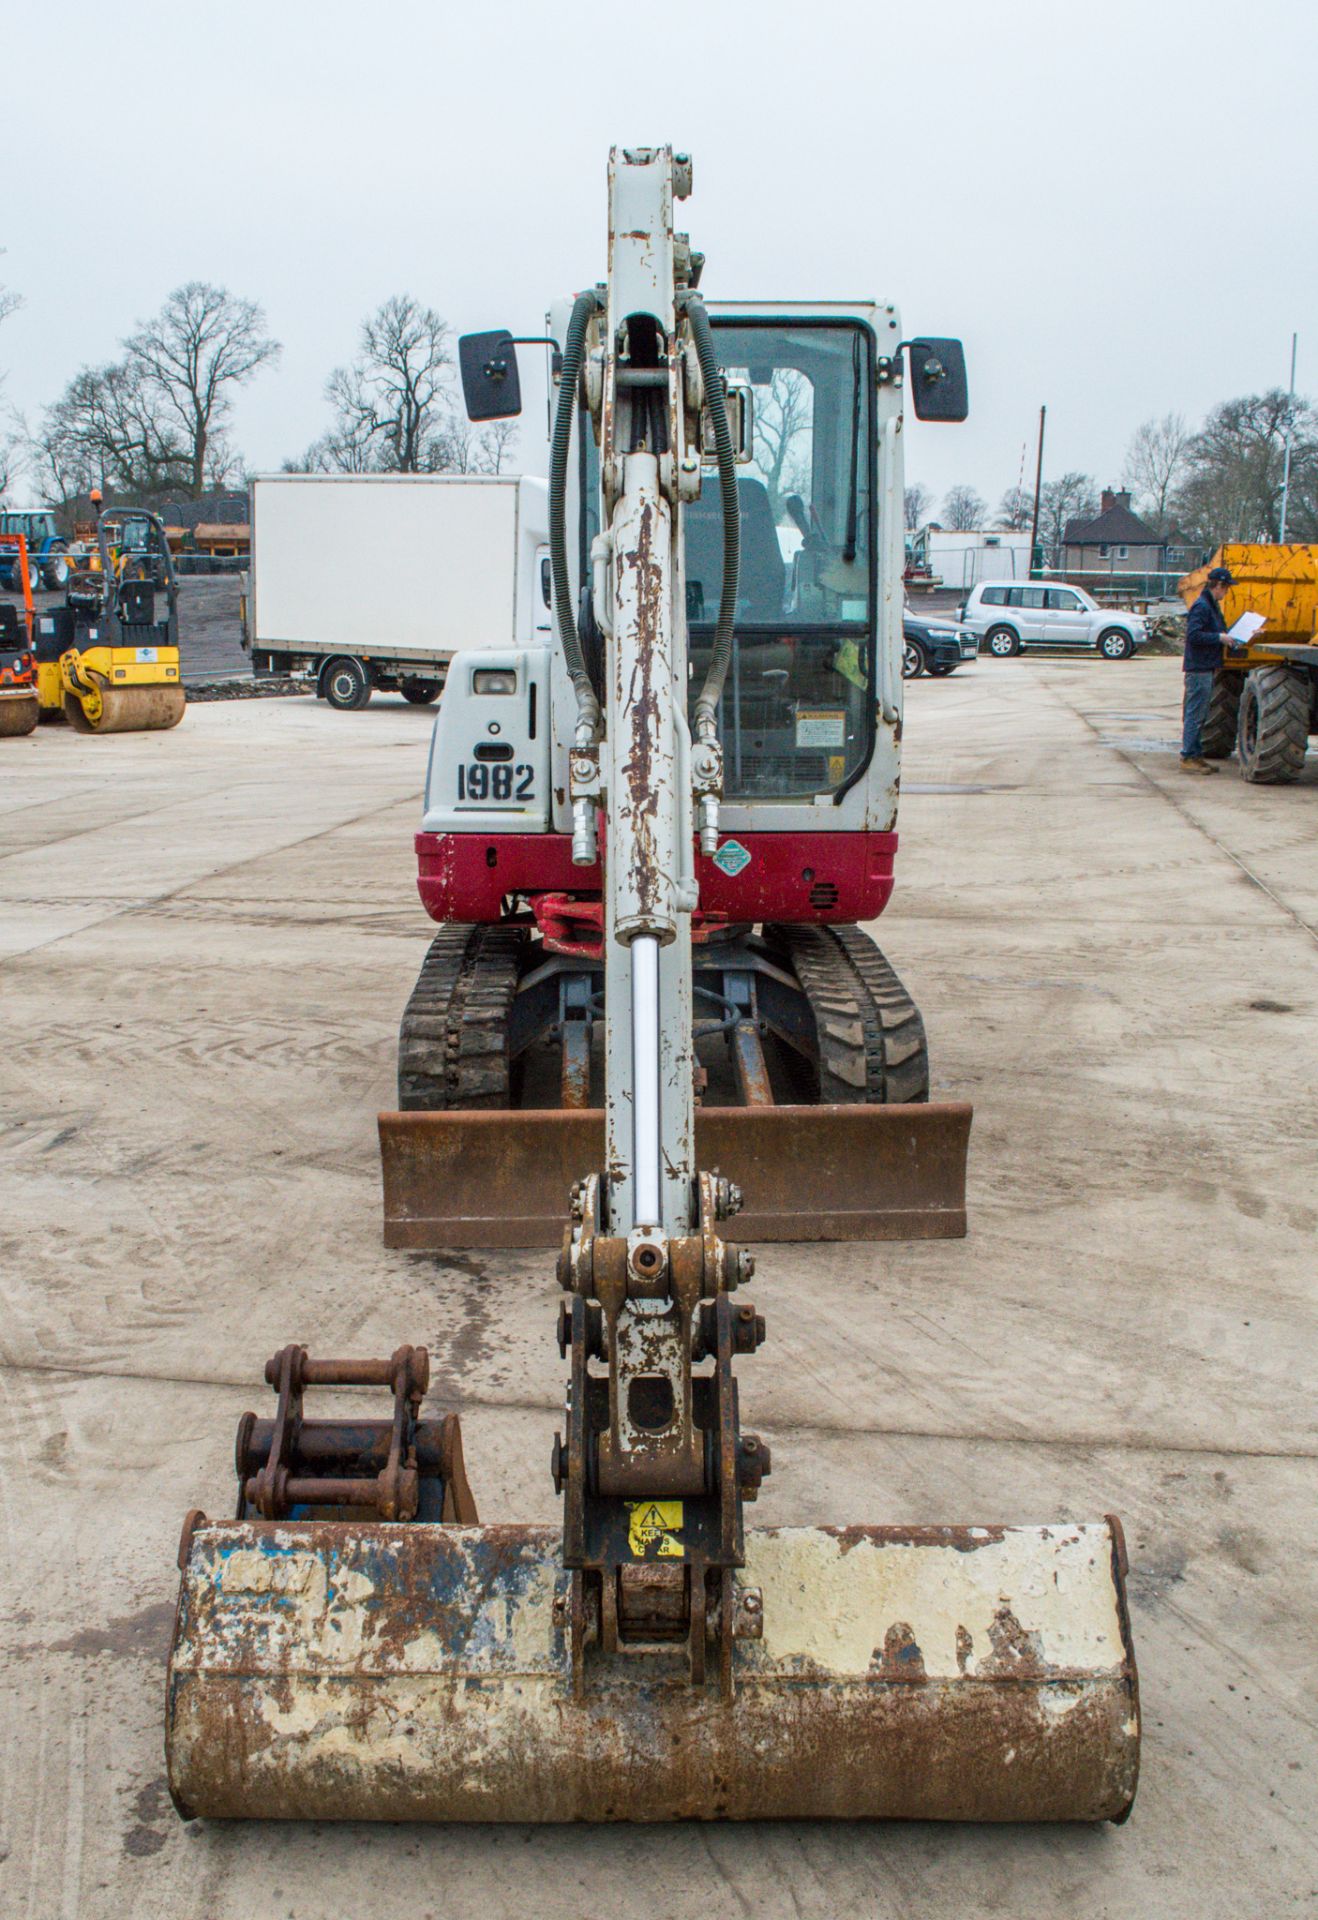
[{"left": 1043, "top": 587, "right": 1090, "bottom": 645}]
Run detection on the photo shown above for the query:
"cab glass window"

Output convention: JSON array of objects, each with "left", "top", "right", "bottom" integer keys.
[{"left": 689, "top": 320, "right": 875, "bottom": 801}]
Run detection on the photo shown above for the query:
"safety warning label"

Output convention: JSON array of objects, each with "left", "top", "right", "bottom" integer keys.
[{"left": 626, "top": 1499, "right": 685, "bottom": 1558}]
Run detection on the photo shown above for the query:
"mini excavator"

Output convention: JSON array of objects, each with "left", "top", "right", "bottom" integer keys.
[{"left": 166, "top": 147, "right": 1139, "bottom": 1825}]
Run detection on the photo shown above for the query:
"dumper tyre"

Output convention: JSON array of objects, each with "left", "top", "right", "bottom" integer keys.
[
  {"left": 402, "top": 680, "right": 442, "bottom": 705},
  {"left": 1200, "top": 670, "right": 1241, "bottom": 759},
  {"left": 398, "top": 923, "right": 528, "bottom": 1109},
  {"left": 42, "top": 544, "right": 69, "bottom": 591},
  {"left": 1236, "top": 666, "right": 1308, "bottom": 784},
  {"left": 321, "top": 656, "right": 372, "bottom": 710}
]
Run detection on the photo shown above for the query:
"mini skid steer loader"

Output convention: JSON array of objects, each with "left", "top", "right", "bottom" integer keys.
[
  {"left": 166, "top": 147, "right": 1139, "bottom": 1825},
  {"left": 36, "top": 502, "right": 185, "bottom": 733}
]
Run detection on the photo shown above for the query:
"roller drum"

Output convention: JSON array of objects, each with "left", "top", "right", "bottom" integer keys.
[
  {"left": 0, "top": 691, "right": 39, "bottom": 736},
  {"left": 64, "top": 683, "right": 186, "bottom": 733},
  {"left": 167, "top": 1519, "right": 1138, "bottom": 1823}
]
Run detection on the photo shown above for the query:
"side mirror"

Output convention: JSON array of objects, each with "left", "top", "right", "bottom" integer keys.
[
  {"left": 905, "top": 337, "right": 968, "bottom": 422},
  {"left": 458, "top": 330, "right": 523, "bottom": 421}
]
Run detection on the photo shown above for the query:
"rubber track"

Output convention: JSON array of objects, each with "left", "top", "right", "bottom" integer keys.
[
  {"left": 397, "top": 924, "right": 526, "bottom": 1110},
  {"left": 1238, "top": 666, "right": 1309, "bottom": 785},
  {"left": 766, "top": 924, "right": 929, "bottom": 1104},
  {"left": 1200, "top": 670, "right": 1242, "bottom": 760}
]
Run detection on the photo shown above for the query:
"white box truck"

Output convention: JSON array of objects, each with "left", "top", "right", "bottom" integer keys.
[
  {"left": 908, "top": 526, "right": 1032, "bottom": 592},
  {"left": 244, "top": 473, "right": 551, "bottom": 709}
]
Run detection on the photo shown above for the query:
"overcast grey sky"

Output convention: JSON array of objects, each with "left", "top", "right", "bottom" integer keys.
[{"left": 3, "top": 0, "right": 1312, "bottom": 512}]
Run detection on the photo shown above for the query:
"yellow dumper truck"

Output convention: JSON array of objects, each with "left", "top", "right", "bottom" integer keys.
[{"left": 1180, "top": 544, "right": 1318, "bottom": 782}]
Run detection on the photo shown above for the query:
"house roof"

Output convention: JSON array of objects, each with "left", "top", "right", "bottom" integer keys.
[{"left": 1062, "top": 501, "right": 1163, "bottom": 547}]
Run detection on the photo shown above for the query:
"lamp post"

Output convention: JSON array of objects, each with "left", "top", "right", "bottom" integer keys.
[
  {"left": 1028, "top": 404, "right": 1046, "bottom": 579},
  {"left": 1278, "top": 334, "right": 1298, "bottom": 544}
]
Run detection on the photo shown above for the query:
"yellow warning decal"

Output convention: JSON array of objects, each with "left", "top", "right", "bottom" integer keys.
[{"left": 627, "top": 1499, "right": 685, "bottom": 1559}]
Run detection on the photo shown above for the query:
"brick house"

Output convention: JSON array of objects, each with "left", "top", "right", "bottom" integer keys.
[{"left": 1062, "top": 489, "right": 1165, "bottom": 572}]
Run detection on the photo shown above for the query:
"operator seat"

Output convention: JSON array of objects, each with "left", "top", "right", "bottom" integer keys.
[{"left": 685, "top": 476, "right": 785, "bottom": 622}]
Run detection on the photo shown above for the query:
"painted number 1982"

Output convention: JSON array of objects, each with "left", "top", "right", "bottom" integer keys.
[{"left": 457, "top": 763, "right": 534, "bottom": 803}]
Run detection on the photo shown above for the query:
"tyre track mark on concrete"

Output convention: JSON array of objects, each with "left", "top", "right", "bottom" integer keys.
[
  {"left": 1051, "top": 673, "right": 1318, "bottom": 948},
  {"left": 1, "top": 1356, "right": 1315, "bottom": 1461},
  {"left": 3, "top": 791, "right": 420, "bottom": 960}
]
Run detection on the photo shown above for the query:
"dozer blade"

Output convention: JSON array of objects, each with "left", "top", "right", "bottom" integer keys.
[
  {"left": 63, "top": 684, "right": 186, "bottom": 733},
  {"left": 378, "top": 1102, "right": 971, "bottom": 1249},
  {"left": 167, "top": 1517, "right": 1138, "bottom": 1823}
]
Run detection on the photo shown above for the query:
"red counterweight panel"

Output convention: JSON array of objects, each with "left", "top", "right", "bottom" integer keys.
[{"left": 416, "top": 830, "right": 897, "bottom": 927}]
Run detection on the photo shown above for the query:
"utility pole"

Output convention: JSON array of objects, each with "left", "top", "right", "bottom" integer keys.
[
  {"left": 1028, "top": 404, "right": 1046, "bottom": 579},
  {"left": 1278, "top": 333, "right": 1298, "bottom": 543}
]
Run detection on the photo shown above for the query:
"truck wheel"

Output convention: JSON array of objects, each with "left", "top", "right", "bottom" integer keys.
[
  {"left": 320, "top": 657, "right": 372, "bottom": 711},
  {"left": 902, "top": 638, "right": 927, "bottom": 679},
  {"left": 42, "top": 544, "right": 69, "bottom": 591},
  {"left": 985, "top": 625, "right": 1020, "bottom": 657},
  {"left": 1200, "top": 670, "right": 1242, "bottom": 759},
  {"left": 1236, "top": 666, "right": 1309, "bottom": 784},
  {"left": 1097, "top": 628, "right": 1134, "bottom": 660},
  {"left": 402, "top": 680, "right": 442, "bottom": 705}
]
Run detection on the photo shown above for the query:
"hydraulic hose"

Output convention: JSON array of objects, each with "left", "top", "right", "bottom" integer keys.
[
  {"left": 549, "top": 289, "right": 604, "bottom": 739},
  {"left": 684, "top": 294, "right": 739, "bottom": 733}
]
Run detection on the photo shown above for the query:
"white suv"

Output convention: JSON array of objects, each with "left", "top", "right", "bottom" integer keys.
[{"left": 959, "top": 582, "right": 1148, "bottom": 659}]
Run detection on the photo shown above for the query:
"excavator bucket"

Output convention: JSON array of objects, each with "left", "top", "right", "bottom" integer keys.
[
  {"left": 378, "top": 1102, "right": 971, "bottom": 1249},
  {"left": 168, "top": 1517, "right": 1138, "bottom": 1822}
]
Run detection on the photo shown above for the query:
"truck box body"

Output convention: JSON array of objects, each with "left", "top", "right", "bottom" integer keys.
[
  {"left": 246, "top": 474, "right": 550, "bottom": 688},
  {"left": 911, "top": 527, "right": 1032, "bottom": 591}
]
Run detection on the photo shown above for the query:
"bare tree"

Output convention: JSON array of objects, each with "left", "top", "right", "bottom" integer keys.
[
  {"left": 125, "top": 282, "right": 280, "bottom": 496},
  {"left": 749, "top": 370, "right": 812, "bottom": 519},
  {"left": 302, "top": 296, "right": 518, "bottom": 478},
  {"left": 0, "top": 264, "right": 22, "bottom": 496},
  {"left": 904, "top": 482, "right": 933, "bottom": 529},
  {"left": 1036, "top": 471, "right": 1098, "bottom": 565},
  {"left": 941, "top": 484, "right": 986, "bottom": 532},
  {"left": 34, "top": 360, "right": 191, "bottom": 501},
  {"left": 424, "top": 414, "right": 520, "bottom": 476},
  {"left": 1122, "top": 412, "right": 1191, "bottom": 532},
  {"left": 310, "top": 295, "right": 451, "bottom": 473},
  {"left": 1174, "top": 389, "right": 1317, "bottom": 545},
  {"left": 995, "top": 485, "right": 1034, "bottom": 530}
]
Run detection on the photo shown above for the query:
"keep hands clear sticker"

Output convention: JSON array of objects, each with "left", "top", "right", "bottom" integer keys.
[{"left": 627, "top": 1500, "right": 685, "bottom": 1558}]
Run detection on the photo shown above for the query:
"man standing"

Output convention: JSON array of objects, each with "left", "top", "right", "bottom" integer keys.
[{"left": 1181, "top": 564, "right": 1235, "bottom": 773}]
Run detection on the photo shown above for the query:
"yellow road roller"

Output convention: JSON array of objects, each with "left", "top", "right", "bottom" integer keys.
[
  {"left": 36, "top": 504, "right": 185, "bottom": 733},
  {"left": 166, "top": 145, "right": 1139, "bottom": 1827}
]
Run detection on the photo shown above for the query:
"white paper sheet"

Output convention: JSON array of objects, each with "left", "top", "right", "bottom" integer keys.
[{"left": 1227, "top": 610, "right": 1266, "bottom": 643}]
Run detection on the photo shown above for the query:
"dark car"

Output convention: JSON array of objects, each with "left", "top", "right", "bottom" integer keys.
[{"left": 902, "top": 612, "right": 978, "bottom": 678}]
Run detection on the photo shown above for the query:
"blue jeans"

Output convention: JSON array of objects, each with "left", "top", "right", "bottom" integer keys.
[{"left": 1182, "top": 671, "right": 1214, "bottom": 758}]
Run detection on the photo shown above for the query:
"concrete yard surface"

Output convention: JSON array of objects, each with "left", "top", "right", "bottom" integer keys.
[{"left": 1, "top": 659, "right": 1315, "bottom": 1918}]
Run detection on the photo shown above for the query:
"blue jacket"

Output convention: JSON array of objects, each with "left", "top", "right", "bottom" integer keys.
[{"left": 1184, "top": 588, "right": 1227, "bottom": 673}]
